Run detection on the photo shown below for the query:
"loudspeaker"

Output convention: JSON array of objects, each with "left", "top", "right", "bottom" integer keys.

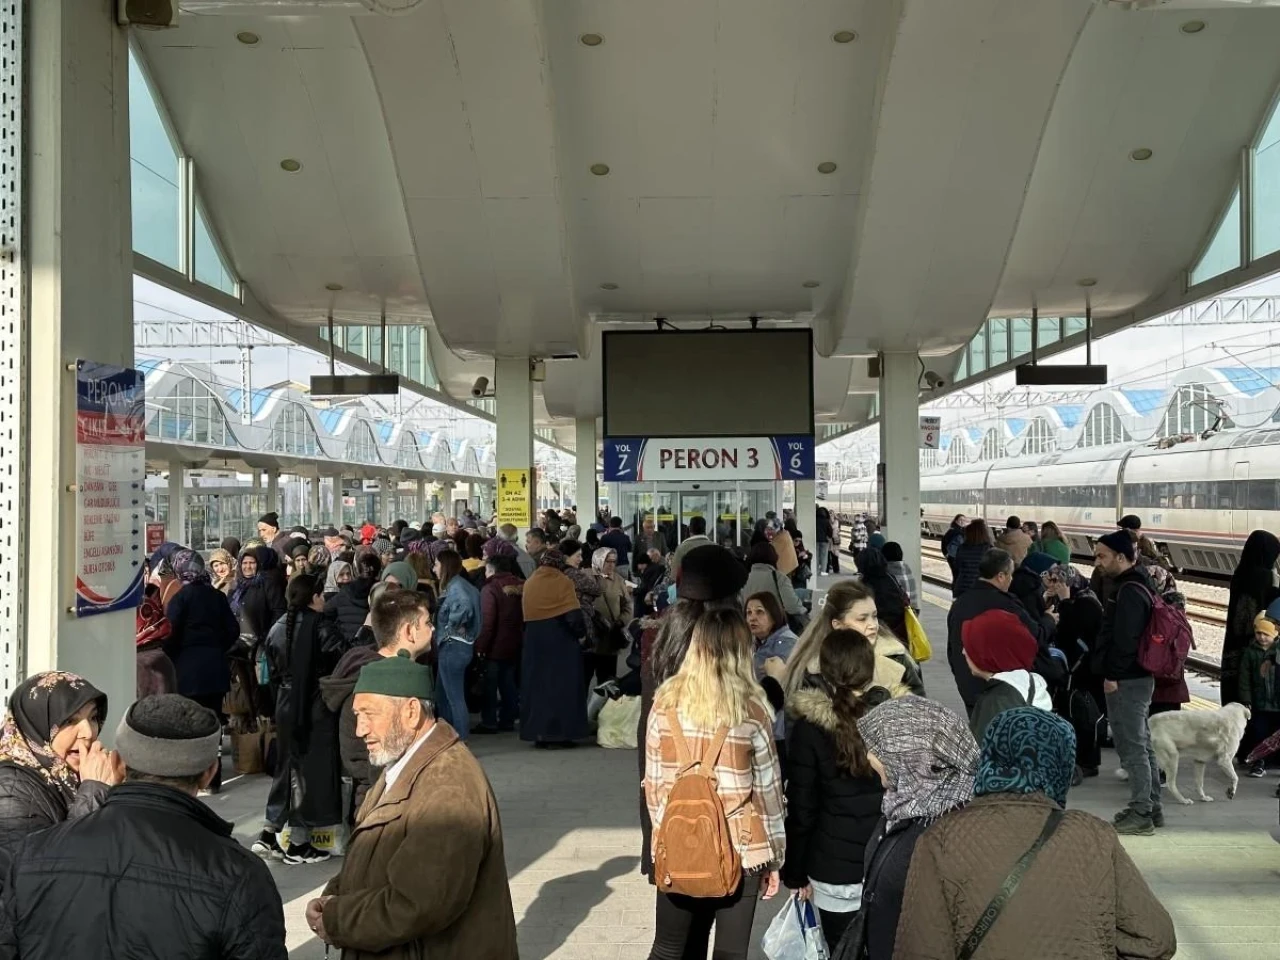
[
  {"left": 867, "top": 356, "right": 882, "bottom": 379},
  {"left": 117, "top": 0, "right": 177, "bottom": 28}
]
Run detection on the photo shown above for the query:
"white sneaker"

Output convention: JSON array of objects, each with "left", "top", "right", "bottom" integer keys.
[{"left": 1114, "top": 767, "right": 1130, "bottom": 782}]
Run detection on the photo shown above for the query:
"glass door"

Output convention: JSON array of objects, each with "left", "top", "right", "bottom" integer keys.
[{"left": 678, "top": 492, "right": 711, "bottom": 544}]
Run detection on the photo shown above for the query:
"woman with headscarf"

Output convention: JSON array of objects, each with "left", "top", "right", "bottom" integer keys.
[
  {"left": 148, "top": 541, "right": 184, "bottom": 611},
  {"left": 892, "top": 708, "right": 1176, "bottom": 960},
  {"left": 1042, "top": 562, "right": 1105, "bottom": 777},
  {"left": 521, "top": 550, "right": 589, "bottom": 749},
  {"left": 839, "top": 696, "right": 977, "bottom": 960},
  {"left": 0, "top": 672, "right": 121, "bottom": 854},
  {"left": 589, "top": 547, "right": 632, "bottom": 691},
  {"left": 323, "top": 559, "right": 353, "bottom": 602},
  {"left": 1224, "top": 530, "right": 1280, "bottom": 706},
  {"left": 135, "top": 584, "right": 178, "bottom": 699},
  {"left": 209, "top": 548, "right": 236, "bottom": 595},
  {"left": 163, "top": 550, "right": 240, "bottom": 793},
  {"left": 230, "top": 545, "right": 288, "bottom": 718},
  {"left": 324, "top": 551, "right": 382, "bottom": 644},
  {"left": 556, "top": 539, "right": 603, "bottom": 652}
]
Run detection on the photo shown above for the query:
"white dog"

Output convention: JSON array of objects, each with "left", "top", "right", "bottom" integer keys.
[{"left": 1150, "top": 702, "right": 1251, "bottom": 805}]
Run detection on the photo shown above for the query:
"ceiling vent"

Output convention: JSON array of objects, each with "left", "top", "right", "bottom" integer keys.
[{"left": 118, "top": 0, "right": 177, "bottom": 28}]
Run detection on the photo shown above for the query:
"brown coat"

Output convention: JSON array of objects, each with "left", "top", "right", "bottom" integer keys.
[
  {"left": 321, "top": 721, "right": 518, "bottom": 960},
  {"left": 894, "top": 793, "right": 1176, "bottom": 960}
]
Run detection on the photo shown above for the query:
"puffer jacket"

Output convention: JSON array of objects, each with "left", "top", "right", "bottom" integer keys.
[
  {"left": 477, "top": 572, "right": 524, "bottom": 661},
  {"left": 895, "top": 793, "right": 1176, "bottom": 960},
  {"left": 0, "top": 782, "right": 286, "bottom": 959},
  {"left": 319, "top": 635, "right": 382, "bottom": 811},
  {"left": 0, "top": 764, "right": 108, "bottom": 864},
  {"left": 325, "top": 577, "right": 378, "bottom": 643},
  {"left": 780, "top": 688, "right": 884, "bottom": 889}
]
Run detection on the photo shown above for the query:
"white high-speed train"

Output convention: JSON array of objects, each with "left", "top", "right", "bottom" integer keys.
[{"left": 823, "top": 426, "right": 1280, "bottom": 579}]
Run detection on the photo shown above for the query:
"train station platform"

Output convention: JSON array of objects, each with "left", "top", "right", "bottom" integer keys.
[{"left": 211, "top": 576, "right": 1280, "bottom": 960}]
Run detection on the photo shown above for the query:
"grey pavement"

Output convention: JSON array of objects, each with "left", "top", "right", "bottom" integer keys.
[{"left": 207, "top": 575, "right": 1280, "bottom": 959}]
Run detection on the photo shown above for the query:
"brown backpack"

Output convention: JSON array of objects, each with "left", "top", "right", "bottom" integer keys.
[{"left": 653, "top": 710, "right": 742, "bottom": 898}]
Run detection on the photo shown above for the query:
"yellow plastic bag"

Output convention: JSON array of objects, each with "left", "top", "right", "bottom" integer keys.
[{"left": 904, "top": 607, "right": 932, "bottom": 663}]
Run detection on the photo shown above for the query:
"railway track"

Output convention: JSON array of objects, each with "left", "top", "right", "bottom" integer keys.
[{"left": 909, "top": 543, "right": 1223, "bottom": 679}]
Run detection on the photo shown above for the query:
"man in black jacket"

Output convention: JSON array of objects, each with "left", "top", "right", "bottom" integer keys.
[
  {"left": 0, "top": 696, "right": 286, "bottom": 960},
  {"left": 1093, "top": 530, "right": 1162, "bottom": 836},
  {"left": 947, "top": 548, "right": 1061, "bottom": 712}
]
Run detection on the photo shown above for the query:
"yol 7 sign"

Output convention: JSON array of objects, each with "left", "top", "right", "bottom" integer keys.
[{"left": 603, "top": 436, "right": 814, "bottom": 482}]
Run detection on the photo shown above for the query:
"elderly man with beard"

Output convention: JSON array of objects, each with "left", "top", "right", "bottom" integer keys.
[{"left": 306, "top": 651, "right": 517, "bottom": 960}]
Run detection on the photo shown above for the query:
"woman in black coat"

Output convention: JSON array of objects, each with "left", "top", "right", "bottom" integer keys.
[
  {"left": 230, "top": 545, "right": 287, "bottom": 646},
  {"left": 951, "top": 518, "right": 994, "bottom": 598},
  {"left": 251, "top": 573, "right": 345, "bottom": 864},
  {"left": 1223, "top": 529, "right": 1280, "bottom": 705},
  {"left": 782, "top": 631, "right": 886, "bottom": 951},
  {"left": 1043, "top": 563, "right": 1105, "bottom": 775},
  {"left": 324, "top": 552, "right": 382, "bottom": 643},
  {"left": 0, "top": 672, "right": 120, "bottom": 858}
]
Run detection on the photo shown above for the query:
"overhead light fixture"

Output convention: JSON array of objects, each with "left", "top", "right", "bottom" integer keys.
[
  {"left": 817, "top": 161, "right": 837, "bottom": 174},
  {"left": 237, "top": 31, "right": 260, "bottom": 46},
  {"left": 832, "top": 30, "right": 857, "bottom": 44},
  {"left": 579, "top": 33, "right": 604, "bottom": 47},
  {"left": 1180, "top": 20, "right": 1206, "bottom": 35},
  {"left": 1078, "top": 277, "right": 1098, "bottom": 287},
  {"left": 1129, "top": 147, "right": 1153, "bottom": 162},
  {"left": 325, "top": 282, "right": 343, "bottom": 292},
  {"left": 802, "top": 280, "right": 821, "bottom": 289},
  {"left": 280, "top": 158, "right": 302, "bottom": 173},
  {"left": 600, "top": 282, "right": 619, "bottom": 290},
  {"left": 589, "top": 163, "right": 610, "bottom": 176}
]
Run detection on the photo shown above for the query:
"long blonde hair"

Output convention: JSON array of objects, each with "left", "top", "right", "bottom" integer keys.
[
  {"left": 784, "top": 578, "right": 879, "bottom": 697},
  {"left": 654, "top": 608, "right": 768, "bottom": 729}
]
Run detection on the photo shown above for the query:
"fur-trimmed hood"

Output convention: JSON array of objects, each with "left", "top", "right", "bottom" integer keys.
[{"left": 787, "top": 686, "right": 839, "bottom": 731}]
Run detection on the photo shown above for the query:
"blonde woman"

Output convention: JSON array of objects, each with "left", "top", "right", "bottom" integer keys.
[
  {"left": 782, "top": 579, "right": 925, "bottom": 701},
  {"left": 644, "top": 608, "right": 784, "bottom": 959}
]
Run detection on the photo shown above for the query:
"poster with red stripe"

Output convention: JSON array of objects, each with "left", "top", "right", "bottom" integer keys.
[{"left": 75, "top": 360, "right": 146, "bottom": 617}]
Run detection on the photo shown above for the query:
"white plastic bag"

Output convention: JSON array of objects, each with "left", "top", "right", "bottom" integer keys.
[
  {"left": 596, "top": 695, "right": 641, "bottom": 748},
  {"left": 762, "top": 895, "right": 829, "bottom": 960}
]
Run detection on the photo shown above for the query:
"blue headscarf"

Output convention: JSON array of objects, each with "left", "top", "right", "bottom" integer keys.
[
  {"left": 975, "top": 707, "right": 1077, "bottom": 807},
  {"left": 148, "top": 541, "right": 182, "bottom": 575}
]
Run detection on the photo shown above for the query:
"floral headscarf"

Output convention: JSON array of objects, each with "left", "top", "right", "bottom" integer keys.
[
  {"left": 483, "top": 536, "right": 516, "bottom": 561},
  {"left": 538, "top": 547, "right": 568, "bottom": 571},
  {"left": 426, "top": 539, "right": 456, "bottom": 564},
  {"left": 170, "top": 549, "right": 211, "bottom": 586},
  {"left": 0, "top": 672, "right": 107, "bottom": 802},
  {"left": 975, "top": 707, "right": 1077, "bottom": 807},
  {"left": 209, "top": 549, "right": 236, "bottom": 590},
  {"left": 857, "top": 695, "right": 978, "bottom": 828},
  {"left": 1046, "top": 563, "right": 1094, "bottom": 603}
]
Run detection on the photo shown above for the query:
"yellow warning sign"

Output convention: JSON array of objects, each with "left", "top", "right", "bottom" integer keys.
[{"left": 496, "top": 468, "right": 532, "bottom": 527}]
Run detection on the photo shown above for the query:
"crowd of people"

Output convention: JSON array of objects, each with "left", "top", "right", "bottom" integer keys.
[{"left": 0, "top": 500, "right": 1230, "bottom": 960}]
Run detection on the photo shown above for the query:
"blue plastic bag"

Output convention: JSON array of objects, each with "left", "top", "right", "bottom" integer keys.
[{"left": 762, "top": 895, "right": 829, "bottom": 960}]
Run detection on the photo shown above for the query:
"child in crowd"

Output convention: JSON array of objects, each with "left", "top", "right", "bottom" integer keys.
[{"left": 1241, "top": 613, "right": 1280, "bottom": 778}]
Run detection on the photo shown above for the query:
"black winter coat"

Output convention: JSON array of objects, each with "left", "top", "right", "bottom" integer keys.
[
  {"left": 236, "top": 573, "right": 287, "bottom": 645},
  {"left": 862, "top": 572, "right": 907, "bottom": 642},
  {"left": 0, "top": 782, "right": 286, "bottom": 959},
  {"left": 325, "top": 577, "right": 377, "bottom": 643},
  {"left": 0, "top": 764, "right": 108, "bottom": 866},
  {"left": 164, "top": 581, "right": 240, "bottom": 696},
  {"left": 857, "top": 815, "right": 929, "bottom": 960},
  {"left": 319, "top": 635, "right": 383, "bottom": 814},
  {"left": 947, "top": 581, "right": 1060, "bottom": 711},
  {"left": 951, "top": 542, "right": 988, "bottom": 598},
  {"left": 781, "top": 688, "right": 884, "bottom": 889},
  {"left": 1093, "top": 566, "right": 1155, "bottom": 682}
]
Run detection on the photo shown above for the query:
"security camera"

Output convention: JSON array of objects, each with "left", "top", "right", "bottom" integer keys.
[
  {"left": 924, "top": 371, "right": 945, "bottom": 390},
  {"left": 471, "top": 376, "right": 490, "bottom": 398}
]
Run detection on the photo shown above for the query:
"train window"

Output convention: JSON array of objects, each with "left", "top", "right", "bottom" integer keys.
[{"left": 1251, "top": 480, "right": 1279, "bottom": 512}]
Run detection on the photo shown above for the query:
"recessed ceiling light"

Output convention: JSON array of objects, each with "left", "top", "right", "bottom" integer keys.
[
  {"left": 802, "top": 280, "right": 821, "bottom": 289},
  {"left": 1078, "top": 277, "right": 1098, "bottom": 287},
  {"left": 589, "top": 163, "right": 610, "bottom": 176},
  {"left": 817, "top": 161, "right": 838, "bottom": 174},
  {"left": 325, "top": 282, "right": 343, "bottom": 292},
  {"left": 1129, "top": 147, "right": 1153, "bottom": 162},
  {"left": 832, "top": 30, "right": 857, "bottom": 44},
  {"left": 600, "top": 282, "right": 618, "bottom": 291},
  {"left": 579, "top": 33, "right": 604, "bottom": 47},
  {"left": 1181, "top": 20, "right": 1206, "bottom": 35},
  {"left": 279, "top": 158, "right": 302, "bottom": 173},
  {"left": 237, "top": 31, "right": 260, "bottom": 46}
]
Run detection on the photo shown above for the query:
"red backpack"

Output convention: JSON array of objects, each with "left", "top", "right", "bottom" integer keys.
[{"left": 1125, "top": 584, "right": 1194, "bottom": 681}]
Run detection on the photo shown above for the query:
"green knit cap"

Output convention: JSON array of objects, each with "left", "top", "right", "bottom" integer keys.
[{"left": 353, "top": 649, "right": 435, "bottom": 700}]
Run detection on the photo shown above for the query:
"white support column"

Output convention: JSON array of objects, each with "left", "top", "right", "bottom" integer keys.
[
  {"left": 385, "top": 477, "right": 398, "bottom": 525},
  {"left": 168, "top": 463, "right": 187, "bottom": 548},
  {"left": 265, "top": 470, "right": 279, "bottom": 515},
  {"left": 575, "top": 418, "right": 597, "bottom": 520},
  {"left": 309, "top": 478, "right": 321, "bottom": 529},
  {"left": 440, "top": 483, "right": 455, "bottom": 516},
  {"left": 878, "top": 352, "right": 922, "bottom": 580},
  {"left": 329, "top": 474, "right": 343, "bottom": 528},
  {"left": 794, "top": 479, "right": 816, "bottom": 542},
  {"left": 496, "top": 358, "right": 534, "bottom": 533},
  {"left": 24, "top": 0, "right": 134, "bottom": 714},
  {"left": 415, "top": 479, "right": 426, "bottom": 521}
]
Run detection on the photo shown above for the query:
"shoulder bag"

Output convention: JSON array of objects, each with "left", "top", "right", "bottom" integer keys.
[{"left": 956, "top": 809, "right": 1064, "bottom": 960}]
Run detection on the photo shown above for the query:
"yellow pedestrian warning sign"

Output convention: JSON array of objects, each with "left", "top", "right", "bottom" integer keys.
[{"left": 497, "top": 468, "right": 532, "bottom": 526}]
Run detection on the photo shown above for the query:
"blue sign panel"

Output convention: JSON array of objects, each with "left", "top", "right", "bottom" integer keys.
[{"left": 603, "top": 435, "right": 814, "bottom": 482}]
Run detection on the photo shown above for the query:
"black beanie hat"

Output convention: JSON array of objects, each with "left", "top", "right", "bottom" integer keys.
[
  {"left": 678, "top": 545, "right": 748, "bottom": 601},
  {"left": 1098, "top": 530, "right": 1135, "bottom": 562},
  {"left": 258, "top": 511, "right": 280, "bottom": 528}
]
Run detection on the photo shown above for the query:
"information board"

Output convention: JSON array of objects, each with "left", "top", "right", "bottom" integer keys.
[
  {"left": 602, "top": 435, "right": 814, "bottom": 482},
  {"left": 75, "top": 360, "right": 146, "bottom": 617},
  {"left": 919, "top": 415, "right": 941, "bottom": 450},
  {"left": 497, "top": 467, "right": 532, "bottom": 526}
]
